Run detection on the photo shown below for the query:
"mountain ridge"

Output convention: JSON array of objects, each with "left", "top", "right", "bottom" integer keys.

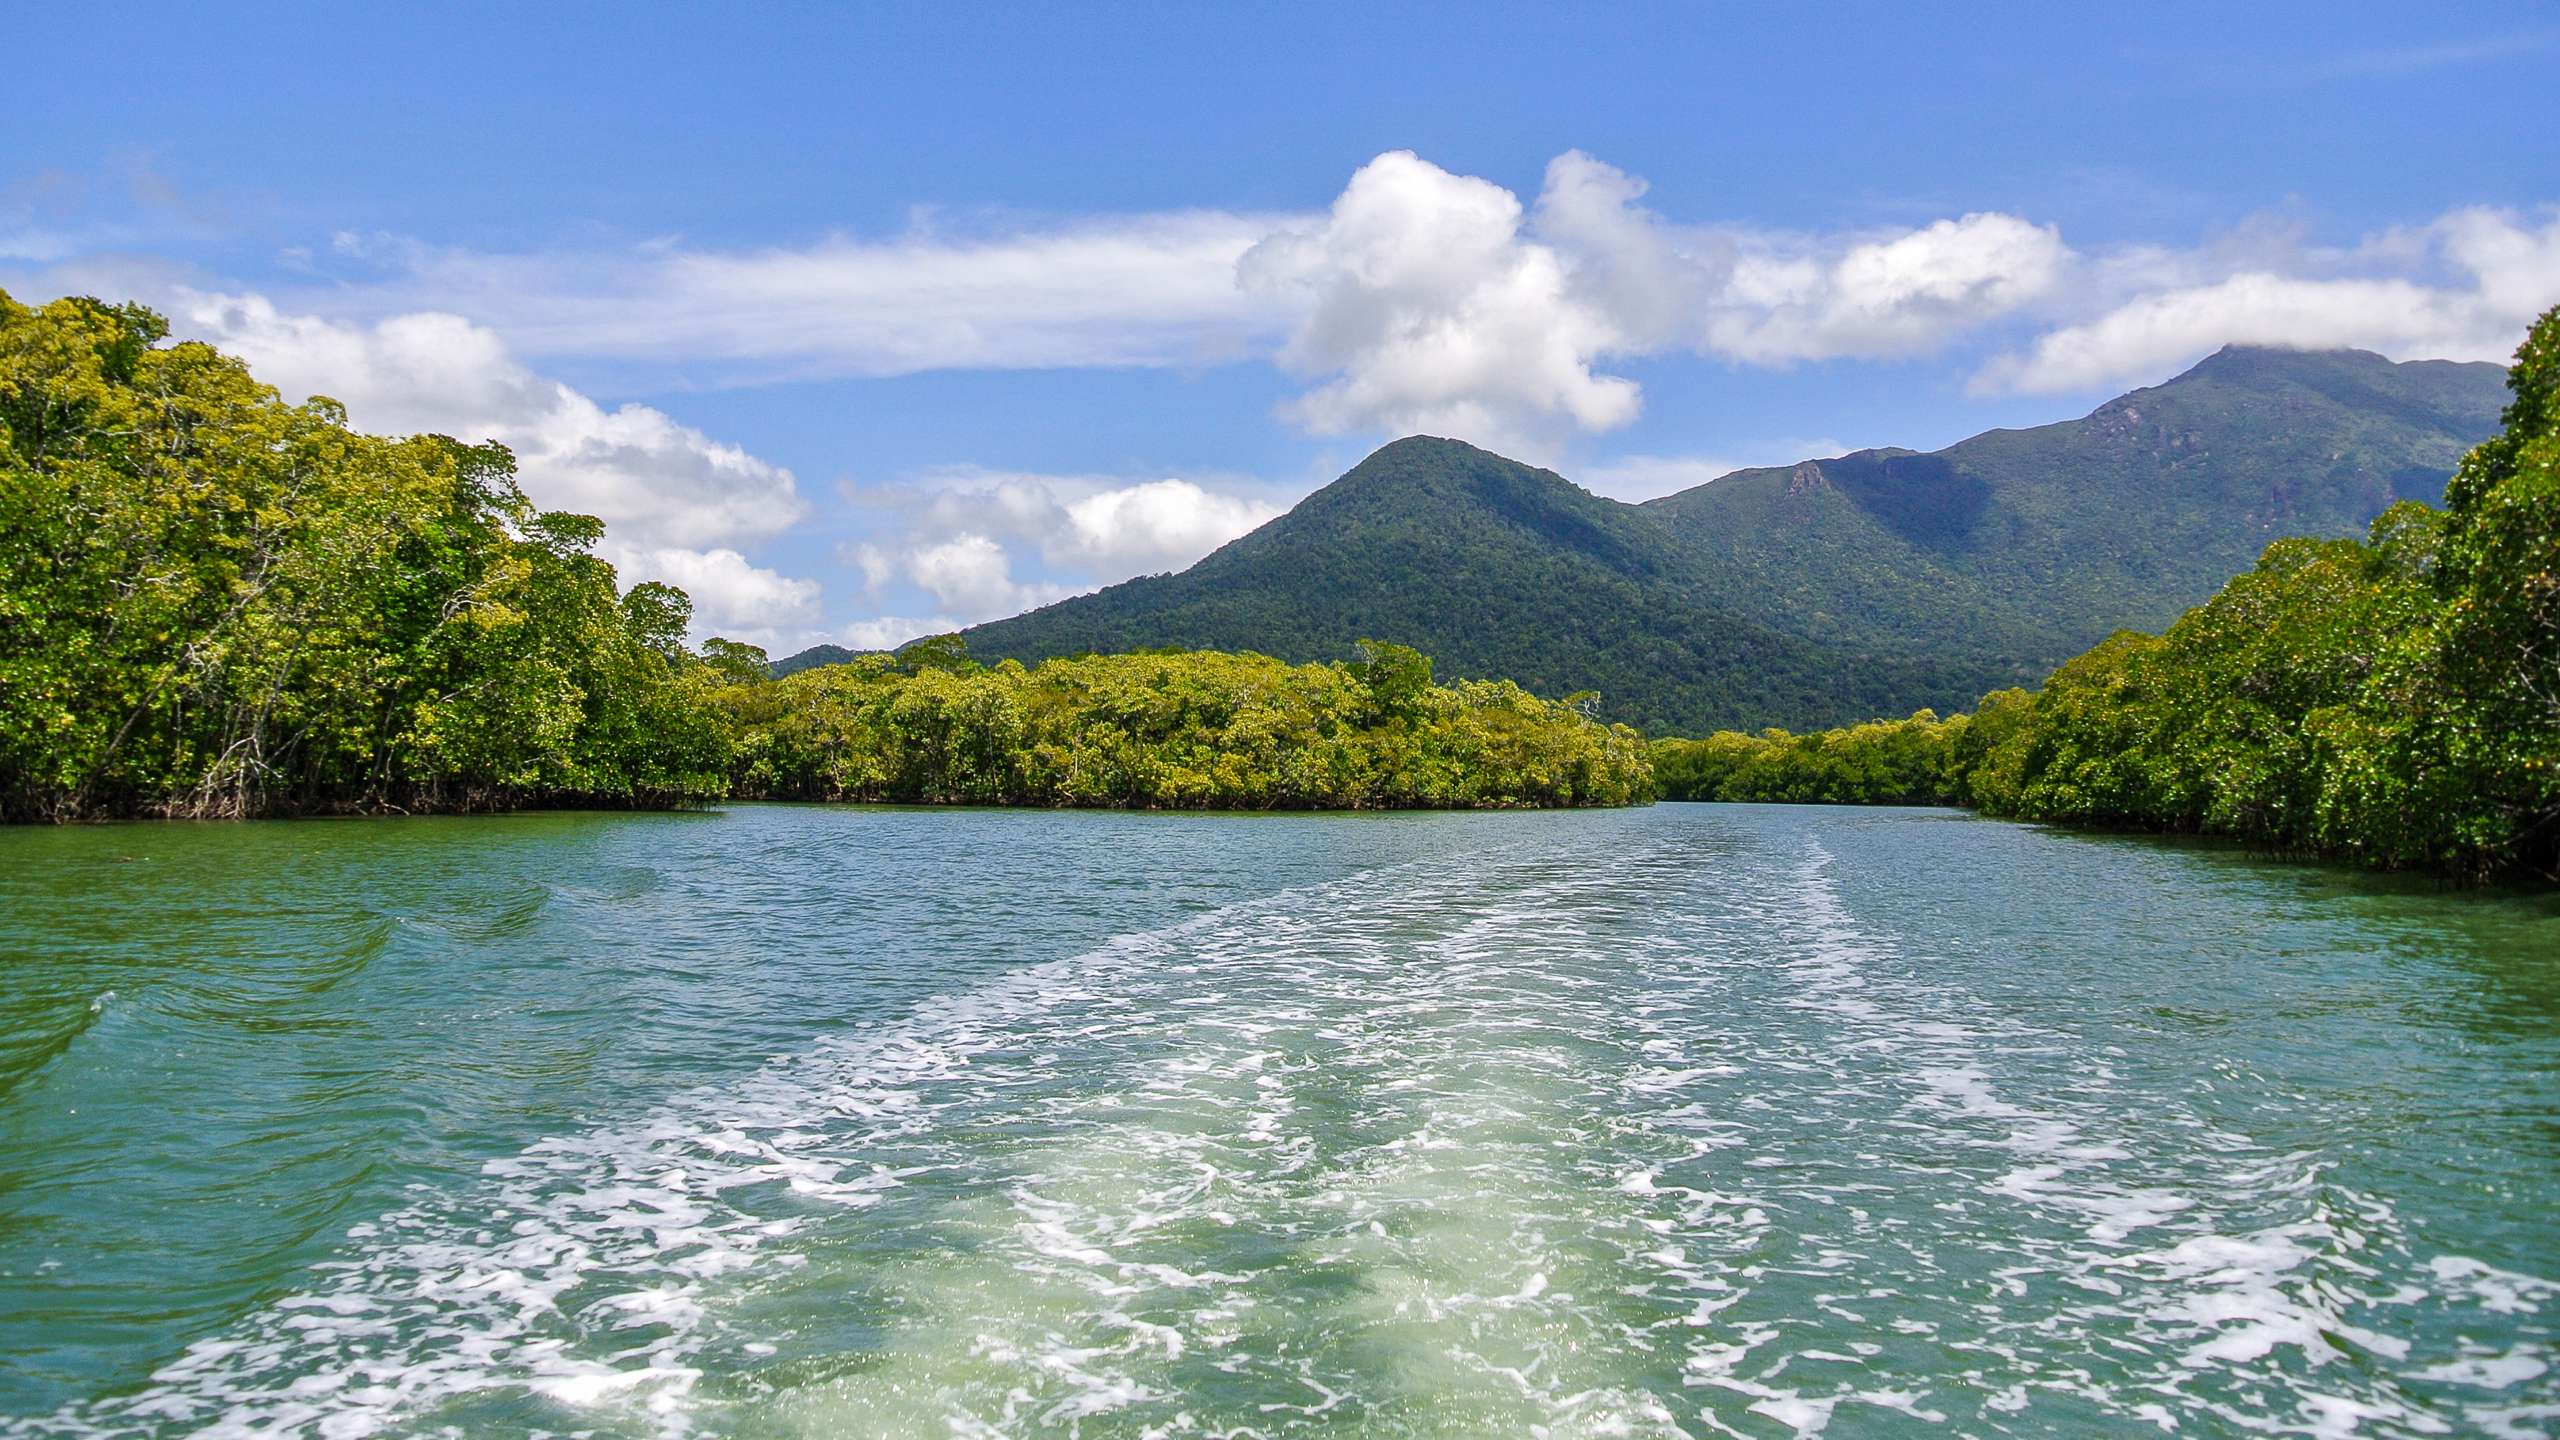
[{"left": 778, "top": 347, "right": 2508, "bottom": 730}]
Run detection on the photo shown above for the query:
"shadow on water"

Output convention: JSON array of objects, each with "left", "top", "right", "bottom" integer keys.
[{"left": 2000, "top": 816, "right": 2560, "bottom": 1038}]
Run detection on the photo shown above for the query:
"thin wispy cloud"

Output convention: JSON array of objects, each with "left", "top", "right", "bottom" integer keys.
[
  {"left": 287, "top": 212, "right": 1299, "bottom": 382},
  {"left": 2302, "top": 27, "right": 2560, "bottom": 80}
]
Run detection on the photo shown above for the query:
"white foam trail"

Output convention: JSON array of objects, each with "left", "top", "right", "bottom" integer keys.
[
  {"left": 29, "top": 855, "right": 1510, "bottom": 1439},
  {"left": 21, "top": 818, "right": 2555, "bottom": 1438}
]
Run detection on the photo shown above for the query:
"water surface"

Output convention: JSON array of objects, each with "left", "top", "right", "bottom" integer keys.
[{"left": 2, "top": 804, "right": 2553, "bottom": 1436}]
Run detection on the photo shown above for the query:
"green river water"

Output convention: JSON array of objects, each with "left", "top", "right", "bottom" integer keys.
[{"left": 0, "top": 803, "right": 2554, "bottom": 1437}]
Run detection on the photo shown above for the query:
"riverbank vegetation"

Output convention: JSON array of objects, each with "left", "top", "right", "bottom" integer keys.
[
  {"left": 1, "top": 291, "right": 731, "bottom": 821},
  {"left": 1, "top": 290, "right": 1645, "bottom": 818},
  {"left": 1656, "top": 307, "right": 2560, "bottom": 884},
  {"left": 721, "top": 640, "right": 1651, "bottom": 808}
]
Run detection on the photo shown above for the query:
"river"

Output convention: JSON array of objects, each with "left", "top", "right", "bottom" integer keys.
[{"left": 2, "top": 803, "right": 2553, "bottom": 1437}]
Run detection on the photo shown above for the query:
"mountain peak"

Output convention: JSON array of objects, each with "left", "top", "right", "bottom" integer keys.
[
  {"left": 1349, "top": 433, "right": 1545, "bottom": 475},
  {"left": 2171, "top": 342, "right": 2396, "bottom": 386},
  {"left": 1369, "top": 433, "right": 1481, "bottom": 458},
  {"left": 949, "top": 351, "right": 2508, "bottom": 734},
  {"left": 1312, "top": 433, "right": 1587, "bottom": 503}
]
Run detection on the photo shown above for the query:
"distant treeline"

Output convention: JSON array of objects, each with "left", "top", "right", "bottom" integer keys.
[
  {"left": 720, "top": 639, "right": 1651, "bottom": 809},
  {"left": 0, "top": 290, "right": 1644, "bottom": 819},
  {"left": 1656, "top": 306, "right": 2560, "bottom": 884}
]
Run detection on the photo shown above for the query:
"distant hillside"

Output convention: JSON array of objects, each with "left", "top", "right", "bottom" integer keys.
[
  {"left": 781, "top": 347, "right": 2506, "bottom": 733},
  {"left": 770, "top": 643, "right": 858, "bottom": 678},
  {"left": 1640, "top": 346, "right": 2504, "bottom": 669},
  {"left": 947, "top": 438, "right": 1992, "bottom": 730}
]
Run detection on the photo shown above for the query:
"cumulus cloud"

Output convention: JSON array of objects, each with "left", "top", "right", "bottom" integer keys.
[
  {"left": 839, "top": 615, "right": 966, "bottom": 652},
  {"left": 168, "top": 291, "right": 822, "bottom": 638},
  {"left": 1056, "top": 479, "right": 1281, "bottom": 573},
  {"left": 615, "top": 546, "right": 822, "bottom": 642},
  {"left": 904, "top": 533, "right": 1076, "bottom": 619},
  {"left": 27, "top": 151, "right": 2554, "bottom": 646},
  {"left": 837, "top": 465, "right": 1284, "bottom": 633},
  {"left": 1973, "top": 207, "right": 2560, "bottom": 393},
  {"left": 134, "top": 150, "right": 2550, "bottom": 456},
  {"left": 1237, "top": 150, "right": 2071, "bottom": 453},
  {"left": 871, "top": 466, "right": 1282, "bottom": 572},
  {"left": 1709, "top": 212, "right": 2069, "bottom": 363},
  {"left": 1241, "top": 151, "right": 1642, "bottom": 455}
]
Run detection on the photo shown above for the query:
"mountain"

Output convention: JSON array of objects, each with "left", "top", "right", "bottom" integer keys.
[
  {"left": 1638, "top": 346, "right": 2505, "bottom": 672},
  {"left": 782, "top": 346, "right": 2507, "bottom": 734},
  {"left": 943, "top": 437, "right": 1993, "bottom": 730}
]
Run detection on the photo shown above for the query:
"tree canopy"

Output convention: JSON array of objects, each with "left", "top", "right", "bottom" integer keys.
[{"left": 0, "top": 290, "right": 728, "bottom": 820}]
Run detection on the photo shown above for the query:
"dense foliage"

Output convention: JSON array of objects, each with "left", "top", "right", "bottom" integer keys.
[
  {"left": 0, "top": 294, "right": 1646, "bottom": 821},
  {"left": 0, "top": 290, "right": 729, "bottom": 820},
  {"left": 1651, "top": 709, "right": 1980, "bottom": 808},
  {"left": 1655, "top": 309, "right": 2560, "bottom": 883},
  {"left": 929, "top": 351, "right": 2505, "bottom": 734},
  {"left": 720, "top": 640, "right": 1652, "bottom": 809}
]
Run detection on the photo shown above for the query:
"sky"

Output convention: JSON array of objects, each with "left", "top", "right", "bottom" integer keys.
[{"left": 7, "top": 2, "right": 2558, "bottom": 653}]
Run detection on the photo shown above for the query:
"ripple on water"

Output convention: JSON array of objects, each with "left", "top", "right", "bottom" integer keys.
[{"left": 13, "top": 818, "right": 2556, "bottom": 1439}]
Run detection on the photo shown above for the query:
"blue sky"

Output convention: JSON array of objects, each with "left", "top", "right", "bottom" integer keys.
[{"left": 8, "top": 2, "right": 2557, "bottom": 651}]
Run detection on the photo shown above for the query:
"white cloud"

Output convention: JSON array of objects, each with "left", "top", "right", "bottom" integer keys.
[
  {"left": 1237, "top": 150, "right": 2066, "bottom": 453},
  {"left": 1709, "top": 212, "right": 2069, "bottom": 363},
  {"left": 167, "top": 291, "right": 823, "bottom": 637},
  {"left": 839, "top": 615, "right": 965, "bottom": 652},
  {"left": 1242, "top": 150, "right": 1640, "bottom": 456},
  {"left": 1973, "top": 207, "right": 2560, "bottom": 393},
  {"left": 26, "top": 153, "right": 2554, "bottom": 632},
  {"left": 324, "top": 212, "right": 1292, "bottom": 379},
  {"left": 614, "top": 545, "right": 821, "bottom": 643},
  {"left": 1533, "top": 151, "right": 1731, "bottom": 351},
  {"left": 116, "top": 151, "right": 2547, "bottom": 459},
  {"left": 867, "top": 465, "right": 1280, "bottom": 574},
  {"left": 1056, "top": 479, "right": 1280, "bottom": 573},
  {"left": 904, "top": 533, "right": 1077, "bottom": 621},
  {"left": 834, "top": 465, "right": 1283, "bottom": 636},
  {"left": 844, "top": 542, "right": 898, "bottom": 596}
]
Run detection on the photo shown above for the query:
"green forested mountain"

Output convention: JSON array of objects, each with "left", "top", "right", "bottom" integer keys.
[
  {"left": 770, "top": 643, "right": 860, "bottom": 678},
  {"left": 926, "top": 347, "right": 2505, "bottom": 733},
  {"left": 954, "top": 436, "right": 1988, "bottom": 735},
  {"left": 1643, "top": 344, "right": 2503, "bottom": 669}
]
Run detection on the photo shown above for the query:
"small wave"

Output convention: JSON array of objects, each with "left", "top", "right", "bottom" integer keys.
[{"left": 21, "top": 819, "right": 2554, "bottom": 1439}]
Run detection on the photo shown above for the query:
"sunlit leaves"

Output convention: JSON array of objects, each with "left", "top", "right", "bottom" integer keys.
[
  {"left": 726, "top": 641, "right": 1651, "bottom": 810},
  {"left": 0, "top": 289, "right": 728, "bottom": 818}
]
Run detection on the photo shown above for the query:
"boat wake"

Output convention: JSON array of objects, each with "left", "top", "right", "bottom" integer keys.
[{"left": 24, "top": 830, "right": 2553, "bottom": 1438}]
